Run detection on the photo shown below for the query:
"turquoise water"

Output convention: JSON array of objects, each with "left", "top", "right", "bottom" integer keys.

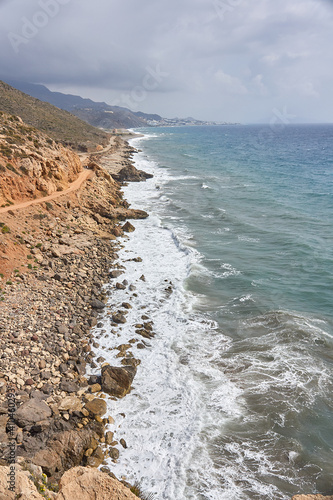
[
  {"left": 96, "top": 125, "right": 333, "bottom": 499},
  {"left": 140, "top": 125, "right": 333, "bottom": 324}
]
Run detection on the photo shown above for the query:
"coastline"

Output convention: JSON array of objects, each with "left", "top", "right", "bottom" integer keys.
[
  {"left": 0, "top": 134, "right": 152, "bottom": 498},
  {"left": 0, "top": 126, "right": 331, "bottom": 500}
]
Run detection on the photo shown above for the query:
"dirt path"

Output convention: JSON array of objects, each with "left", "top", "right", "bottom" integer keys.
[{"left": 0, "top": 169, "right": 93, "bottom": 215}]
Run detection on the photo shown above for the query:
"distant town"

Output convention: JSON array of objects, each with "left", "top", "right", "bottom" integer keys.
[{"left": 147, "top": 117, "right": 239, "bottom": 127}]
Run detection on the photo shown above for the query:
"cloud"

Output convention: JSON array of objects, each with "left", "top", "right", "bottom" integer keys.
[
  {"left": 215, "top": 70, "right": 248, "bottom": 95},
  {"left": 0, "top": 0, "right": 332, "bottom": 122}
]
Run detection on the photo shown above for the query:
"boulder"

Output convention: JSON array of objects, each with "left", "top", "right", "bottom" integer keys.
[
  {"left": 85, "top": 446, "right": 104, "bottom": 468},
  {"left": 84, "top": 399, "right": 107, "bottom": 417},
  {"left": 60, "top": 380, "right": 80, "bottom": 394},
  {"left": 109, "top": 270, "right": 123, "bottom": 279},
  {"left": 109, "top": 447, "right": 120, "bottom": 461},
  {"left": 32, "top": 448, "right": 62, "bottom": 477},
  {"left": 14, "top": 399, "right": 51, "bottom": 428},
  {"left": 101, "top": 365, "right": 136, "bottom": 398},
  {"left": 112, "top": 164, "right": 153, "bottom": 183},
  {"left": 112, "top": 313, "right": 126, "bottom": 324},
  {"left": 56, "top": 466, "right": 138, "bottom": 500},
  {"left": 292, "top": 496, "right": 333, "bottom": 500},
  {"left": 122, "top": 221, "right": 135, "bottom": 233},
  {"left": 33, "top": 425, "right": 103, "bottom": 477},
  {"left": 0, "top": 465, "right": 45, "bottom": 499},
  {"left": 91, "top": 299, "right": 106, "bottom": 309},
  {"left": 58, "top": 396, "right": 83, "bottom": 412}
]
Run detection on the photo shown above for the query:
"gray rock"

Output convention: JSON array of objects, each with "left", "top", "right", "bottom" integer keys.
[
  {"left": 60, "top": 379, "right": 80, "bottom": 393},
  {"left": 91, "top": 298, "right": 106, "bottom": 309},
  {"left": 14, "top": 399, "right": 52, "bottom": 428},
  {"left": 109, "top": 270, "right": 123, "bottom": 279}
]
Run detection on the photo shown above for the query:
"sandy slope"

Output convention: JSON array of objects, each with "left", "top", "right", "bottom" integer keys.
[{"left": 0, "top": 169, "right": 93, "bottom": 215}]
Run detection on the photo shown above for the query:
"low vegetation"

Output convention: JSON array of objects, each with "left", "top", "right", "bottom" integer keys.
[{"left": 0, "top": 81, "right": 110, "bottom": 151}]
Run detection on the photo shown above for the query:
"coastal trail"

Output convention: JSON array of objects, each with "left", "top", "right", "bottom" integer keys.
[{"left": 0, "top": 168, "right": 93, "bottom": 215}]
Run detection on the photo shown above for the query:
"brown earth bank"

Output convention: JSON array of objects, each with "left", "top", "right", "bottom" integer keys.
[
  {"left": 291, "top": 496, "right": 333, "bottom": 500},
  {"left": 0, "top": 115, "right": 152, "bottom": 499}
]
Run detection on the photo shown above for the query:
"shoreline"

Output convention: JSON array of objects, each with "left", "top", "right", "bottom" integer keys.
[
  {"left": 0, "top": 127, "right": 329, "bottom": 500},
  {"left": 0, "top": 134, "right": 152, "bottom": 498}
]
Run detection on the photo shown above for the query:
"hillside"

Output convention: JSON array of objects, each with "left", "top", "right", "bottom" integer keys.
[
  {"left": 0, "top": 110, "right": 83, "bottom": 206},
  {"left": 0, "top": 81, "right": 110, "bottom": 151},
  {"left": 5, "top": 80, "right": 161, "bottom": 129}
]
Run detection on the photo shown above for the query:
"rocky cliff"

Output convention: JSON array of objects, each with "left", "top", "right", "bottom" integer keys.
[{"left": 0, "top": 112, "right": 82, "bottom": 206}]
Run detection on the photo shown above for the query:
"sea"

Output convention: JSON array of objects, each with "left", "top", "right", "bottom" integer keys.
[{"left": 90, "top": 124, "right": 333, "bottom": 500}]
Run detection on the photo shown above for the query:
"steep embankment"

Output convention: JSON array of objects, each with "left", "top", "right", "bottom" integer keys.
[
  {"left": 0, "top": 111, "right": 82, "bottom": 206},
  {"left": 0, "top": 81, "right": 110, "bottom": 151}
]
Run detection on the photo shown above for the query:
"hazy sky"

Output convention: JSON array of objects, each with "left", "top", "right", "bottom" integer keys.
[{"left": 1, "top": 0, "right": 333, "bottom": 123}]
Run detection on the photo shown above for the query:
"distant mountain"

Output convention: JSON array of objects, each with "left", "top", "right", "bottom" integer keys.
[
  {"left": 5, "top": 80, "right": 162, "bottom": 129},
  {"left": 3, "top": 80, "right": 227, "bottom": 130}
]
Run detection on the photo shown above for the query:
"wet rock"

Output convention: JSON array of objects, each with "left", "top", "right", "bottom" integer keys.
[
  {"left": 105, "top": 431, "right": 114, "bottom": 445},
  {"left": 109, "top": 270, "right": 123, "bottom": 279},
  {"left": 112, "top": 313, "right": 126, "bottom": 324},
  {"left": 84, "top": 398, "right": 107, "bottom": 417},
  {"left": 112, "top": 164, "right": 153, "bottom": 183},
  {"left": 101, "top": 365, "right": 136, "bottom": 398},
  {"left": 120, "top": 438, "right": 127, "bottom": 449},
  {"left": 90, "top": 383, "right": 102, "bottom": 393},
  {"left": 122, "top": 221, "right": 135, "bottom": 233},
  {"left": 115, "top": 282, "right": 126, "bottom": 290},
  {"left": 109, "top": 447, "right": 120, "bottom": 461},
  {"left": 88, "top": 375, "right": 101, "bottom": 385},
  {"left": 85, "top": 446, "right": 104, "bottom": 468},
  {"left": 122, "top": 302, "right": 132, "bottom": 309},
  {"left": 91, "top": 298, "right": 106, "bottom": 309}
]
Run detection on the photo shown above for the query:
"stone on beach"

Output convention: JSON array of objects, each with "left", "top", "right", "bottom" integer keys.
[
  {"left": 84, "top": 398, "right": 107, "bottom": 417},
  {"left": 101, "top": 365, "right": 136, "bottom": 398},
  {"left": 14, "top": 399, "right": 52, "bottom": 428}
]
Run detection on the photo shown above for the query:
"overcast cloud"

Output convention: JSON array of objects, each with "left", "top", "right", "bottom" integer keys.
[{"left": 0, "top": 0, "right": 333, "bottom": 122}]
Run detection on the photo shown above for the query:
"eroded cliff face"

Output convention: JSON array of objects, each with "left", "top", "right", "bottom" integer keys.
[{"left": 0, "top": 112, "right": 82, "bottom": 206}]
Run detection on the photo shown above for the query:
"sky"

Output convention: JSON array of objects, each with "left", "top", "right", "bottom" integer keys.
[{"left": 0, "top": 0, "right": 333, "bottom": 123}]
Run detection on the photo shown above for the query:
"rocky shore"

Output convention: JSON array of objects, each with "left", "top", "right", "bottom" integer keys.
[
  {"left": 0, "top": 122, "right": 331, "bottom": 500},
  {"left": 0, "top": 132, "right": 153, "bottom": 499}
]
